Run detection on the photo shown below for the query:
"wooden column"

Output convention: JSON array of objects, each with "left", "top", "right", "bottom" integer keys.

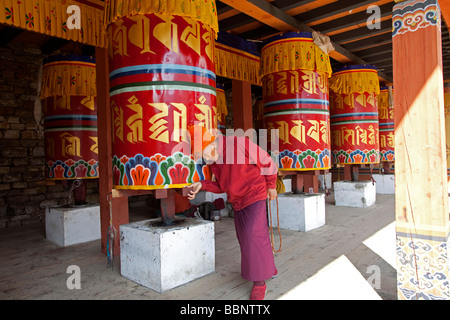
[
  {"left": 304, "top": 171, "right": 319, "bottom": 194},
  {"left": 393, "top": 0, "right": 449, "bottom": 299},
  {"left": 96, "top": 47, "right": 129, "bottom": 255},
  {"left": 232, "top": 79, "right": 253, "bottom": 131}
]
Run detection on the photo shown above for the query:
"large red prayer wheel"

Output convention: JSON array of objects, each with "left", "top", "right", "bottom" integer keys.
[
  {"left": 260, "top": 32, "right": 332, "bottom": 171},
  {"left": 329, "top": 65, "right": 380, "bottom": 165},
  {"left": 105, "top": 0, "right": 218, "bottom": 189},
  {"left": 41, "top": 55, "right": 98, "bottom": 180},
  {"left": 378, "top": 86, "right": 395, "bottom": 162}
]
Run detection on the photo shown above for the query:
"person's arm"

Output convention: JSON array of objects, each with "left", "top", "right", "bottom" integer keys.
[
  {"left": 242, "top": 137, "right": 278, "bottom": 190},
  {"left": 186, "top": 179, "right": 224, "bottom": 200},
  {"left": 201, "top": 179, "right": 224, "bottom": 194}
]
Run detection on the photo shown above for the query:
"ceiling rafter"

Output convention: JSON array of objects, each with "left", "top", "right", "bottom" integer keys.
[{"left": 218, "top": 0, "right": 393, "bottom": 83}]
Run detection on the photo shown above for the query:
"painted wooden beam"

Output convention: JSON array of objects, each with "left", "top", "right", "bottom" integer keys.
[
  {"left": 218, "top": 0, "right": 393, "bottom": 83},
  {"left": 96, "top": 47, "right": 129, "bottom": 255},
  {"left": 392, "top": 0, "right": 449, "bottom": 300},
  {"left": 232, "top": 79, "right": 253, "bottom": 131},
  {"left": 439, "top": 0, "right": 450, "bottom": 27}
]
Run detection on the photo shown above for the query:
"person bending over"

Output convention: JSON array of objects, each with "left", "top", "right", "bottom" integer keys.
[{"left": 187, "top": 125, "right": 278, "bottom": 300}]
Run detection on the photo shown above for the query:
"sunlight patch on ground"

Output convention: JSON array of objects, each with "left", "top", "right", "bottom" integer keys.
[
  {"left": 277, "top": 255, "right": 382, "bottom": 300},
  {"left": 363, "top": 221, "right": 397, "bottom": 269}
]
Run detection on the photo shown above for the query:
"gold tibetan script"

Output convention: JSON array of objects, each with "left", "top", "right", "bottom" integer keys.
[
  {"left": 148, "top": 103, "right": 170, "bottom": 144},
  {"left": 126, "top": 96, "right": 145, "bottom": 144},
  {"left": 60, "top": 133, "right": 81, "bottom": 158},
  {"left": 55, "top": 96, "right": 71, "bottom": 110},
  {"left": 111, "top": 20, "right": 128, "bottom": 57},
  {"left": 128, "top": 15, "right": 156, "bottom": 55},
  {"left": 111, "top": 101, "right": 124, "bottom": 143},
  {"left": 81, "top": 96, "right": 95, "bottom": 111},
  {"left": 194, "top": 96, "right": 214, "bottom": 131},
  {"left": 264, "top": 71, "right": 328, "bottom": 98},
  {"left": 332, "top": 126, "right": 378, "bottom": 147},
  {"left": 89, "top": 136, "right": 98, "bottom": 154},
  {"left": 267, "top": 120, "right": 329, "bottom": 145},
  {"left": 380, "top": 132, "right": 394, "bottom": 148},
  {"left": 180, "top": 18, "right": 201, "bottom": 57},
  {"left": 148, "top": 102, "right": 189, "bottom": 144}
]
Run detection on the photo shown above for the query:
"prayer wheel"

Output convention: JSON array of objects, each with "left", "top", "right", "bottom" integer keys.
[
  {"left": 216, "top": 82, "right": 227, "bottom": 134},
  {"left": 329, "top": 65, "right": 380, "bottom": 165},
  {"left": 104, "top": 0, "right": 218, "bottom": 189},
  {"left": 260, "top": 32, "right": 332, "bottom": 171},
  {"left": 41, "top": 54, "right": 98, "bottom": 181},
  {"left": 378, "top": 86, "right": 395, "bottom": 162}
]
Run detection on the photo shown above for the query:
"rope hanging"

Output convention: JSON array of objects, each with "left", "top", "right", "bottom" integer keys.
[
  {"left": 107, "top": 194, "right": 117, "bottom": 270},
  {"left": 268, "top": 197, "right": 282, "bottom": 253}
]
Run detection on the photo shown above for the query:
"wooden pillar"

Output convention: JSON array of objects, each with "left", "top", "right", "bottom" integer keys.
[
  {"left": 304, "top": 171, "right": 319, "bottom": 194},
  {"left": 96, "top": 47, "right": 129, "bottom": 255},
  {"left": 393, "top": 0, "right": 449, "bottom": 299},
  {"left": 232, "top": 79, "right": 253, "bottom": 131},
  {"left": 292, "top": 173, "right": 304, "bottom": 194},
  {"left": 343, "top": 164, "right": 359, "bottom": 181}
]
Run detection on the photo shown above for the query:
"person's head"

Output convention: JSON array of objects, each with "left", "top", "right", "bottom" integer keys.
[{"left": 187, "top": 125, "right": 219, "bottom": 163}]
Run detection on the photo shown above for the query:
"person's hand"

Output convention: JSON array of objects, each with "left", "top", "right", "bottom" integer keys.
[
  {"left": 187, "top": 182, "right": 202, "bottom": 200},
  {"left": 267, "top": 188, "right": 277, "bottom": 201}
]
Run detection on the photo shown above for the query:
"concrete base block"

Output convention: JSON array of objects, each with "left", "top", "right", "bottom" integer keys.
[
  {"left": 269, "top": 192, "right": 325, "bottom": 232},
  {"left": 334, "top": 181, "right": 376, "bottom": 208},
  {"left": 45, "top": 204, "right": 101, "bottom": 247},
  {"left": 372, "top": 174, "right": 395, "bottom": 194},
  {"left": 319, "top": 173, "right": 332, "bottom": 190},
  {"left": 120, "top": 217, "right": 215, "bottom": 293}
]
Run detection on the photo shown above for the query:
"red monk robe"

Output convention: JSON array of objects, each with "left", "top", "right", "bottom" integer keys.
[{"left": 188, "top": 128, "right": 277, "bottom": 300}]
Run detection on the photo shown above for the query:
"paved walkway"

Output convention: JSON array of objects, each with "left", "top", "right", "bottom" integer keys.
[{"left": 0, "top": 193, "right": 397, "bottom": 300}]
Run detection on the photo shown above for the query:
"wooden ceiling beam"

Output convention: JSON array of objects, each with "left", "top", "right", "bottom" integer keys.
[
  {"left": 0, "top": 26, "right": 24, "bottom": 47},
  {"left": 218, "top": 0, "right": 393, "bottom": 83},
  {"left": 356, "top": 43, "right": 393, "bottom": 59},
  {"left": 40, "top": 38, "right": 71, "bottom": 55},
  {"left": 330, "top": 20, "right": 392, "bottom": 44},
  {"left": 294, "top": 0, "right": 381, "bottom": 25},
  {"left": 313, "top": 3, "right": 393, "bottom": 34},
  {"left": 271, "top": 0, "right": 317, "bottom": 12},
  {"left": 342, "top": 32, "right": 392, "bottom": 52}
]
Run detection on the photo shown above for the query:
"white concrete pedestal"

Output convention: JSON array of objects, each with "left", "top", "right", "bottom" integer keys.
[
  {"left": 45, "top": 204, "right": 101, "bottom": 247},
  {"left": 334, "top": 181, "right": 376, "bottom": 207},
  {"left": 372, "top": 174, "right": 395, "bottom": 194},
  {"left": 120, "top": 217, "right": 215, "bottom": 293},
  {"left": 269, "top": 192, "right": 325, "bottom": 232}
]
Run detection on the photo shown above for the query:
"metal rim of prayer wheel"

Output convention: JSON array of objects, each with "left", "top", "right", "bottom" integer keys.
[
  {"left": 329, "top": 64, "right": 381, "bottom": 165},
  {"left": 261, "top": 31, "right": 332, "bottom": 172}
]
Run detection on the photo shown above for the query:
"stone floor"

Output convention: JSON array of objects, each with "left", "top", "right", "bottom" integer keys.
[{"left": 0, "top": 193, "right": 397, "bottom": 300}]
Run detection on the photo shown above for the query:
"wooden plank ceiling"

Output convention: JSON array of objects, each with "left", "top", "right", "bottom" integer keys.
[{"left": 217, "top": 0, "right": 450, "bottom": 85}]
